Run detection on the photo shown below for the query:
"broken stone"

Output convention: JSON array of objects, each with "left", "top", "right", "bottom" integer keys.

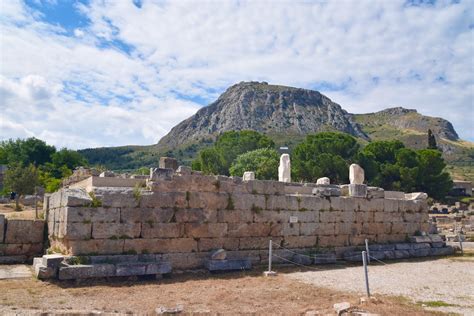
[
  {"left": 176, "top": 166, "right": 191, "bottom": 175},
  {"left": 155, "top": 304, "right": 184, "bottom": 315},
  {"left": 99, "top": 171, "right": 115, "bottom": 177},
  {"left": 349, "top": 164, "right": 364, "bottom": 184},
  {"left": 205, "top": 259, "right": 251, "bottom": 272},
  {"left": 159, "top": 157, "right": 178, "bottom": 171},
  {"left": 367, "top": 187, "right": 384, "bottom": 199},
  {"left": 210, "top": 248, "right": 227, "bottom": 260},
  {"left": 243, "top": 171, "right": 255, "bottom": 181},
  {"left": 404, "top": 192, "right": 428, "bottom": 200},
  {"left": 333, "top": 302, "right": 351, "bottom": 315},
  {"left": 292, "top": 254, "right": 312, "bottom": 265},
  {"left": 278, "top": 154, "right": 291, "bottom": 183},
  {"left": 316, "top": 177, "right": 330, "bottom": 185},
  {"left": 312, "top": 185, "right": 341, "bottom": 197},
  {"left": 150, "top": 168, "right": 174, "bottom": 181}
]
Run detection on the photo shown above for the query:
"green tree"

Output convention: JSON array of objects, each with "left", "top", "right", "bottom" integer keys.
[
  {"left": 427, "top": 129, "right": 438, "bottom": 150},
  {"left": 51, "top": 148, "right": 87, "bottom": 171},
  {"left": 292, "top": 132, "right": 357, "bottom": 183},
  {"left": 416, "top": 149, "right": 452, "bottom": 199},
  {"left": 0, "top": 137, "right": 56, "bottom": 166},
  {"left": 193, "top": 147, "right": 226, "bottom": 175},
  {"left": 362, "top": 140, "right": 405, "bottom": 164},
  {"left": 4, "top": 163, "right": 39, "bottom": 211},
  {"left": 230, "top": 148, "right": 279, "bottom": 180}
]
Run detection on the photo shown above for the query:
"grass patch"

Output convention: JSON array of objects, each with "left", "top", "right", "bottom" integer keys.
[{"left": 417, "top": 300, "right": 458, "bottom": 308}]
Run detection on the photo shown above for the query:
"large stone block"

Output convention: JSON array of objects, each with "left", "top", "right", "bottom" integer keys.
[
  {"left": 300, "top": 222, "right": 335, "bottom": 236},
  {"left": 140, "top": 208, "right": 175, "bottom": 223},
  {"left": 68, "top": 207, "right": 121, "bottom": 223},
  {"left": 349, "top": 184, "right": 367, "bottom": 198},
  {"left": 246, "top": 179, "right": 286, "bottom": 195},
  {"left": 65, "top": 239, "right": 125, "bottom": 255},
  {"left": 266, "top": 195, "right": 299, "bottom": 211},
  {"left": 188, "top": 192, "right": 229, "bottom": 210},
  {"left": 4, "top": 219, "right": 44, "bottom": 244},
  {"left": 253, "top": 210, "right": 291, "bottom": 223},
  {"left": 175, "top": 208, "right": 217, "bottom": 223},
  {"left": 123, "top": 238, "right": 197, "bottom": 254},
  {"left": 319, "top": 235, "right": 349, "bottom": 247},
  {"left": 228, "top": 223, "right": 271, "bottom": 237},
  {"left": 319, "top": 210, "right": 338, "bottom": 223},
  {"left": 92, "top": 222, "right": 141, "bottom": 239},
  {"left": 233, "top": 193, "right": 266, "bottom": 211},
  {"left": 140, "top": 191, "right": 187, "bottom": 208},
  {"left": 141, "top": 223, "right": 184, "bottom": 238},
  {"left": 290, "top": 210, "right": 319, "bottom": 222},
  {"left": 50, "top": 189, "right": 93, "bottom": 208},
  {"left": 162, "top": 252, "right": 208, "bottom": 269},
  {"left": 62, "top": 222, "right": 92, "bottom": 240},
  {"left": 430, "top": 246, "right": 454, "bottom": 256},
  {"left": 312, "top": 185, "right": 341, "bottom": 197},
  {"left": 59, "top": 264, "right": 116, "bottom": 280},
  {"left": 284, "top": 236, "right": 317, "bottom": 248},
  {"left": 367, "top": 187, "right": 385, "bottom": 199},
  {"left": 334, "top": 222, "right": 354, "bottom": 235},
  {"left": 206, "top": 259, "right": 251, "bottom": 271},
  {"left": 159, "top": 157, "right": 178, "bottom": 170},
  {"left": 239, "top": 237, "right": 282, "bottom": 250},
  {"left": 0, "top": 243, "right": 43, "bottom": 256},
  {"left": 93, "top": 188, "right": 139, "bottom": 208},
  {"left": 197, "top": 238, "right": 240, "bottom": 252},
  {"left": 217, "top": 209, "right": 253, "bottom": 223},
  {"left": 185, "top": 223, "right": 228, "bottom": 238},
  {"left": 115, "top": 262, "right": 147, "bottom": 276}
]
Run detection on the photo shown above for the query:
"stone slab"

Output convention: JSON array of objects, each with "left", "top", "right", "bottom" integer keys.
[
  {"left": 42, "top": 254, "right": 64, "bottom": 268},
  {"left": 115, "top": 263, "right": 147, "bottom": 276},
  {"left": 205, "top": 259, "right": 251, "bottom": 272},
  {"left": 292, "top": 254, "right": 312, "bottom": 265},
  {"left": 4, "top": 220, "right": 44, "bottom": 244},
  {"left": 58, "top": 264, "right": 116, "bottom": 280},
  {"left": 0, "top": 214, "right": 4, "bottom": 243},
  {"left": 430, "top": 246, "right": 454, "bottom": 256},
  {"left": 313, "top": 253, "right": 336, "bottom": 264}
]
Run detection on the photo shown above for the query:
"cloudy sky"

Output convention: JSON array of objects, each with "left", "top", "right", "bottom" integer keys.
[{"left": 1, "top": 0, "right": 473, "bottom": 149}]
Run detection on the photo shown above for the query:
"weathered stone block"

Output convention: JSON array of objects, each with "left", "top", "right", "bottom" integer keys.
[
  {"left": 175, "top": 208, "right": 217, "bottom": 223},
  {"left": 409, "top": 248, "right": 431, "bottom": 257},
  {"left": 177, "top": 165, "right": 192, "bottom": 176},
  {"left": 395, "top": 243, "right": 412, "bottom": 250},
  {"left": 146, "top": 261, "right": 172, "bottom": 275},
  {"left": 228, "top": 223, "right": 271, "bottom": 237},
  {"left": 93, "top": 188, "right": 139, "bottom": 208},
  {"left": 410, "top": 236, "right": 431, "bottom": 243},
  {"left": 334, "top": 222, "right": 353, "bottom": 235},
  {"left": 4, "top": 219, "right": 44, "bottom": 244},
  {"left": 89, "top": 255, "right": 138, "bottom": 264},
  {"left": 319, "top": 210, "right": 338, "bottom": 223},
  {"left": 150, "top": 167, "right": 174, "bottom": 181},
  {"left": 319, "top": 235, "right": 349, "bottom": 247},
  {"left": 384, "top": 191, "right": 405, "bottom": 199},
  {"left": 233, "top": 193, "right": 266, "bottom": 210},
  {"left": 245, "top": 179, "right": 285, "bottom": 195},
  {"left": 313, "top": 253, "right": 336, "bottom": 264},
  {"left": 205, "top": 259, "right": 252, "bottom": 271},
  {"left": 141, "top": 223, "right": 183, "bottom": 238},
  {"left": 159, "top": 157, "right": 178, "bottom": 171},
  {"left": 35, "top": 264, "right": 56, "bottom": 279},
  {"left": 343, "top": 251, "right": 363, "bottom": 262},
  {"left": 430, "top": 246, "right": 454, "bottom": 256},
  {"left": 115, "top": 262, "right": 147, "bottom": 276},
  {"left": 63, "top": 222, "right": 92, "bottom": 240},
  {"left": 185, "top": 223, "right": 228, "bottom": 238},
  {"left": 140, "top": 191, "right": 187, "bottom": 208},
  {"left": 367, "top": 187, "right": 385, "bottom": 199},
  {"left": 0, "top": 243, "right": 43, "bottom": 256},
  {"left": 292, "top": 253, "right": 312, "bottom": 265},
  {"left": 243, "top": 171, "right": 255, "bottom": 181},
  {"left": 349, "top": 184, "right": 367, "bottom": 198},
  {"left": 58, "top": 264, "right": 115, "bottom": 280},
  {"left": 141, "top": 208, "right": 175, "bottom": 223},
  {"left": 188, "top": 192, "right": 229, "bottom": 210},
  {"left": 384, "top": 199, "right": 400, "bottom": 212},
  {"left": 65, "top": 239, "right": 125, "bottom": 255},
  {"left": 393, "top": 250, "right": 410, "bottom": 259},
  {"left": 197, "top": 238, "right": 240, "bottom": 252},
  {"left": 284, "top": 236, "right": 317, "bottom": 248},
  {"left": 239, "top": 237, "right": 281, "bottom": 250},
  {"left": 92, "top": 222, "right": 141, "bottom": 239},
  {"left": 300, "top": 222, "right": 335, "bottom": 236},
  {"left": 253, "top": 210, "right": 289, "bottom": 223},
  {"left": 279, "top": 223, "right": 299, "bottom": 236},
  {"left": 123, "top": 238, "right": 197, "bottom": 254},
  {"left": 312, "top": 185, "right": 341, "bottom": 197},
  {"left": 162, "top": 252, "right": 208, "bottom": 269},
  {"left": 217, "top": 209, "right": 253, "bottom": 223}
]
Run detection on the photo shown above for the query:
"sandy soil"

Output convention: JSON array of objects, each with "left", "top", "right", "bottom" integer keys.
[
  {"left": 288, "top": 256, "right": 474, "bottom": 315},
  {"left": 0, "top": 203, "right": 42, "bottom": 220},
  {"left": 0, "top": 266, "right": 440, "bottom": 315}
]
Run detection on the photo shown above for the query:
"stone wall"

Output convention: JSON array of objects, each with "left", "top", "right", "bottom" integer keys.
[
  {"left": 46, "top": 173, "right": 429, "bottom": 269},
  {"left": 0, "top": 214, "right": 45, "bottom": 263}
]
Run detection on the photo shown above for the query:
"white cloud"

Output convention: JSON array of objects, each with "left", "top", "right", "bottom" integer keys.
[{"left": 0, "top": 0, "right": 473, "bottom": 149}]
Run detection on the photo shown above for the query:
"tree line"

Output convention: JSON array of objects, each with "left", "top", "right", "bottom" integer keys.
[{"left": 191, "top": 130, "right": 452, "bottom": 200}]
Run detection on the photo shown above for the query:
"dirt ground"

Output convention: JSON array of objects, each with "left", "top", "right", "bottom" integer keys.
[
  {"left": 0, "top": 203, "right": 42, "bottom": 220},
  {"left": 0, "top": 266, "right": 444, "bottom": 315}
]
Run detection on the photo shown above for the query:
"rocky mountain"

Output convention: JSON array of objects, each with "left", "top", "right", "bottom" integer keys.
[{"left": 158, "top": 82, "right": 368, "bottom": 150}]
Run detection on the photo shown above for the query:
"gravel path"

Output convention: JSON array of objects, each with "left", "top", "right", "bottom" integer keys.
[{"left": 287, "top": 257, "right": 474, "bottom": 315}]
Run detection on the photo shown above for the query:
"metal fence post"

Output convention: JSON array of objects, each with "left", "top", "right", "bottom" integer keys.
[
  {"left": 362, "top": 251, "right": 370, "bottom": 297},
  {"left": 365, "top": 239, "right": 370, "bottom": 264},
  {"left": 264, "top": 239, "right": 277, "bottom": 276},
  {"left": 459, "top": 233, "right": 464, "bottom": 254}
]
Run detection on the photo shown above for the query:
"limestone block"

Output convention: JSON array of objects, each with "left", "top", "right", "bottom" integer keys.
[
  {"left": 217, "top": 209, "right": 253, "bottom": 223},
  {"left": 243, "top": 171, "right": 255, "bottom": 181},
  {"left": 176, "top": 165, "right": 191, "bottom": 175},
  {"left": 35, "top": 264, "right": 56, "bottom": 280},
  {"left": 140, "top": 191, "right": 187, "bottom": 208},
  {"left": 145, "top": 262, "right": 172, "bottom": 275},
  {"left": 278, "top": 154, "right": 291, "bottom": 183},
  {"left": 88, "top": 254, "right": 139, "bottom": 264},
  {"left": 393, "top": 250, "right": 410, "bottom": 259},
  {"left": 205, "top": 259, "right": 252, "bottom": 272},
  {"left": 319, "top": 235, "right": 349, "bottom": 247},
  {"left": 430, "top": 246, "right": 454, "bottom": 256},
  {"left": 319, "top": 210, "right": 338, "bottom": 223},
  {"left": 312, "top": 185, "right": 341, "bottom": 197},
  {"left": 64, "top": 207, "right": 91, "bottom": 222},
  {"left": 197, "top": 238, "right": 240, "bottom": 252},
  {"left": 292, "top": 253, "right": 312, "bottom": 265},
  {"left": 300, "top": 222, "right": 335, "bottom": 236},
  {"left": 185, "top": 223, "right": 228, "bottom": 238},
  {"left": 365, "top": 198, "right": 384, "bottom": 212},
  {"left": 141, "top": 208, "right": 175, "bottom": 223},
  {"left": 115, "top": 263, "right": 147, "bottom": 276},
  {"left": 159, "top": 157, "right": 178, "bottom": 171},
  {"left": 141, "top": 223, "right": 184, "bottom": 238},
  {"left": 175, "top": 208, "right": 217, "bottom": 223},
  {"left": 316, "top": 177, "right": 330, "bottom": 185},
  {"left": 384, "top": 199, "right": 400, "bottom": 213},
  {"left": 4, "top": 220, "right": 44, "bottom": 244},
  {"left": 384, "top": 191, "right": 405, "bottom": 199},
  {"left": 279, "top": 223, "right": 300, "bottom": 236},
  {"left": 409, "top": 247, "right": 431, "bottom": 257},
  {"left": 65, "top": 239, "right": 125, "bottom": 255},
  {"left": 62, "top": 222, "right": 92, "bottom": 240},
  {"left": 340, "top": 184, "right": 349, "bottom": 196},
  {"left": 284, "top": 184, "right": 314, "bottom": 195},
  {"left": 348, "top": 184, "right": 367, "bottom": 198},
  {"left": 338, "top": 210, "right": 355, "bottom": 223},
  {"left": 188, "top": 192, "right": 228, "bottom": 210},
  {"left": 233, "top": 193, "right": 266, "bottom": 210},
  {"left": 123, "top": 238, "right": 197, "bottom": 254},
  {"left": 56, "top": 188, "right": 93, "bottom": 208},
  {"left": 99, "top": 171, "right": 115, "bottom": 177},
  {"left": 334, "top": 222, "right": 353, "bottom": 235},
  {"left": 0, "top": 214, "right": 4, "bottom": 243},
  {"left": 253, "top": 210, "right": 291, "bottom": 223},
  {"left": 290, "top": 210, "right": 319, "bottom": 222},
  {"left": 266, "top": 195, "right": 298, "bottom": 211},
  {"left": 1, "top": 243, "right": 43, "bottom": 256},
  {"left": 58, "top": 264, "right": 116, "bottom": 280},
  {"left": 150, "top": 167, "right": 174, "bottom": 181},
  {"left": 297, "top": 196, "right": 326, "bottom": 211},
  {"left": 349, "top": 164, "right": 364, "bottom": 184},
  {"left": 405, "top": 192, "right": 428, "bottom": 200},
  {"left": 367, "top": 187, "right": 385, "bottom": 199},
  {"left": 391, "top": 222, "right": 406, "bottom": 234},
  {"left": 161, "top": 252, "right": 208, "bottom": 269},
  {"left": 92, "top": 222, "right": 141, "bottom": 239},
  {"left": 42, "top": 254, "right": 64, "bottom": 268},
  {"left": 284, "top": 236, "right": 317, "bottom": 248},
  {"left": 239, "top": 237, "right": 282, "bottom": 250},
  {"left": 94, "top": 188, "right": 138, "bottom": 208},
  {"left": 313, "top": 253, "right": 337, "bottom": 264},
  {"left": 228, "top": 223, "right": 271, "bottom": 237}
]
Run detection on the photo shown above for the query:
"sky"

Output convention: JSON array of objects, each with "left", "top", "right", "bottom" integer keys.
[{"left": 0, "top": 0, "right": 473, "bottom": 150}]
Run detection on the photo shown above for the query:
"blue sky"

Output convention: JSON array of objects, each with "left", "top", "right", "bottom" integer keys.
[{"left": 0, "top": 0, "right": 473, "bottom": 149}]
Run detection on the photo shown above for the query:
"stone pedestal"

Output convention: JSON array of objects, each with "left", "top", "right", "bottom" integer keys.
[
  {"left": 159, "top": 157, "right": 178, "bottom": 171},
  {"left": 243, "top": 171, "right": 255, "bottom": 181},
  {"left": 349, "top": 184, "right": 367, "bottom": 198}
]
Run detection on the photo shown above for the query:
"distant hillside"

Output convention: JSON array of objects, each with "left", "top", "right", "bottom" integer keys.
[{"left": 79, "top": 82, "right": 473, "bottom": 181}]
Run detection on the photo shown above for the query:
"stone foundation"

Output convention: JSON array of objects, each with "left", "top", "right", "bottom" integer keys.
[{"left": 44, "top": 172, "right": 432, "bottom": 270}]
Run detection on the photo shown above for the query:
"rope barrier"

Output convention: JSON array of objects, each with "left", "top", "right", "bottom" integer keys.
[
  {"left": 271, "top": 254, "right": 323, "bottom": 271},
  {"left": 271, "top": 242, "right": 347, "bottom": 262},
  {"left": 367, "top": 255, "right": 387, "bottom": 265}
]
